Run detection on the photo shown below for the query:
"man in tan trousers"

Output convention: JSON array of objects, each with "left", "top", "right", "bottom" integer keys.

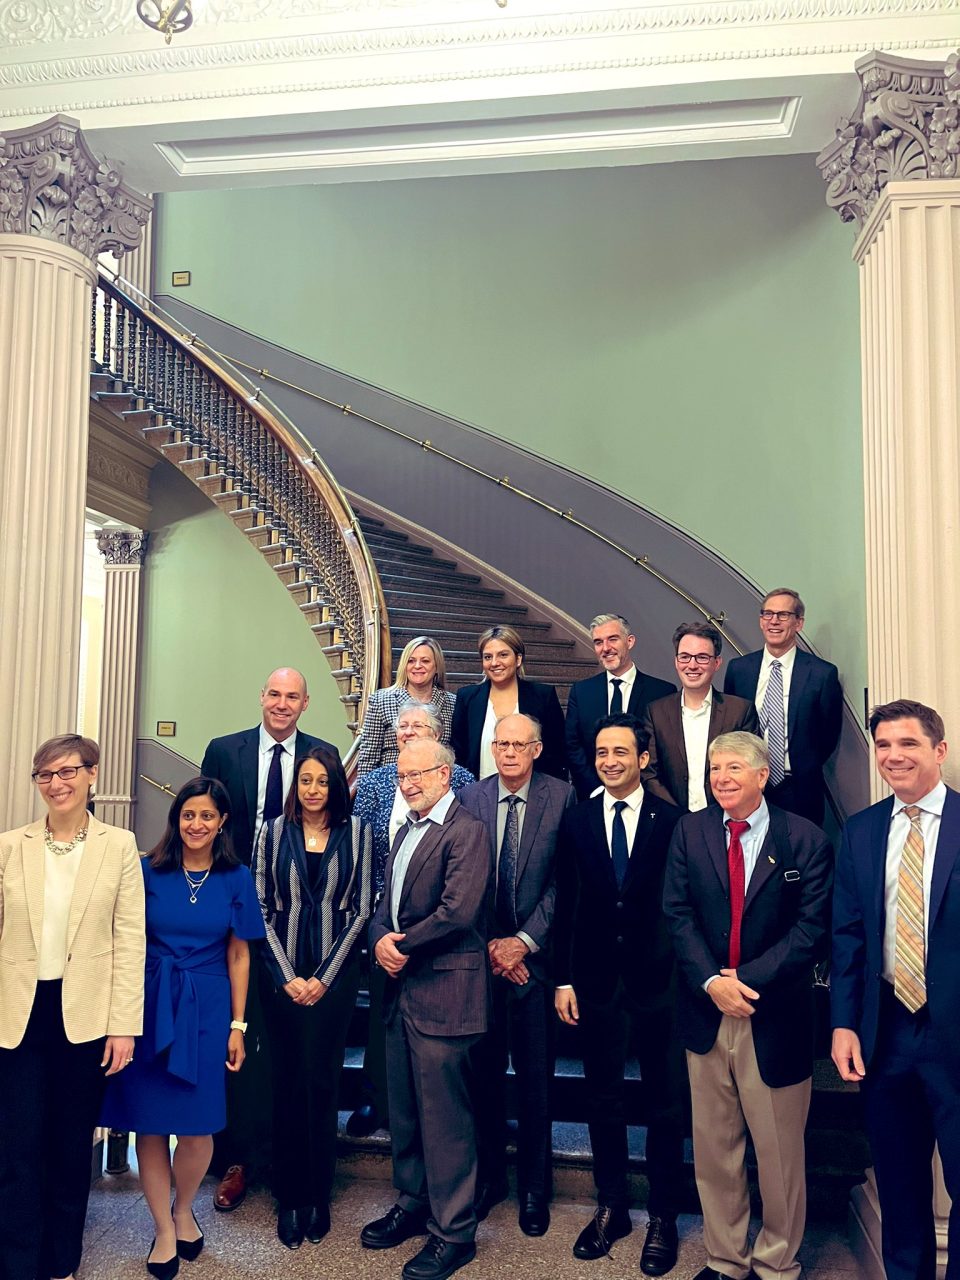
[{"left": 663, "top": 732, "right": 832, "bottom": 1280}]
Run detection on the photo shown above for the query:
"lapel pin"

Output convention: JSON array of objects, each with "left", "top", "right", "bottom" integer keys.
[{"left": 767, "top": 855, "right": 776, "bottom": 864}]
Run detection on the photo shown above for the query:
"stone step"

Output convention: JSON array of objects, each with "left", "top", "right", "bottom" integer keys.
[
  {"left": 382, "top": 590, "right": 523, "bottom": 616},
  {"left": 391, "top": 635, "right": 578, "bottom": 660},
  {"left": 367, "top": 547, "right": 460, "bottom": 572},
  {"left": 379, "top": 575, "right": 502, "bottom": 599},
  {"left": 387, "top": 603, "right": 534, "bottom": 626}
]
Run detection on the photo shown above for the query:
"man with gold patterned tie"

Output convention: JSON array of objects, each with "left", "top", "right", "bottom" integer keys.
[{"left": 832, "top": 700, "right": 960, "bottom": 1280}]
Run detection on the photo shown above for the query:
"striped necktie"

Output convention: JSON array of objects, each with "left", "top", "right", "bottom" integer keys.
[
  {"left": 894, "top": 805, "right": 926, "bottom": 1013},
  {"left": 760, "top": 660, "right": 786, "bottom": 787}
]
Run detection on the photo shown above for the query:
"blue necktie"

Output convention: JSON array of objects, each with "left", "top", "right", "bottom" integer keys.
[
  {"left": 761, "top": 660, "right": 786, "bottom": 787},
  {"left": 611, "top": 800, "right": 629, "bottom": 888},
  {"left": 497, "top": 796, "right": 520, "bottom": 931}
]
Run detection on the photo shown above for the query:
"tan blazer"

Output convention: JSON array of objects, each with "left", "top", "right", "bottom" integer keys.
[{"left": 0, "top": 815, "right": 146, "bottom": 1049}]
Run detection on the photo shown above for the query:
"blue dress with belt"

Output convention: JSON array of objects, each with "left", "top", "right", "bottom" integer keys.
[{"left": 102, "top": 859, "right": 264, "bottom": 1135}]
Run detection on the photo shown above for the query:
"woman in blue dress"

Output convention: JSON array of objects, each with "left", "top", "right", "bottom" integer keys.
[{"left": 103, "top": 777, "right": 264, "bottom": 1280}]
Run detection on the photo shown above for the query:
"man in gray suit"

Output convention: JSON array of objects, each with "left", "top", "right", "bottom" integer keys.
[
  {"left": 361, "top": 738, "right": 492, "bottom": 1280},
  {"left": 459, "top": 714, "right": 576, "bottom": 1237}
]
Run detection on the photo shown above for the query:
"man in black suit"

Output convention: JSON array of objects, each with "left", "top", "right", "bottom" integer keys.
[
  {"left": 663, "top": 731, "right": 832, "bottom": 1280},
  {"left": 362, "top": 738, "right": 492, "bottom": 1280},
  {"left": 459, "top": 713, "right": 576, "bottom": 1237},
  {"left": 832, "top": 700, "right": 960, "bottom": 1280},
  {"left": 201, "top": 666, "right": 338, "bottom": 1211},
  {"left": 565, "top": 614, "right": 676, "bottom": 799},
  {"left": 723, "top": 588, "right": 842, "bottom": 826},
  {"left": 554, "top": 714, "right": 684, "bottom": 1274},
  {"left": 643, "top": 621, "right": 758, "bottom": 812}
]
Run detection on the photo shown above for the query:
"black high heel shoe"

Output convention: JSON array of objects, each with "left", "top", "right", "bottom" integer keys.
[
  {"left": 176, "top": 1210, "right": 205, "bottom": 1262},
  {"left": 146, "top": 1239, "right": 180, "bottom": 1280}
]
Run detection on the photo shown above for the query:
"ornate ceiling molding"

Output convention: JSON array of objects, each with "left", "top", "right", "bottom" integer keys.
[
  {"left": 817, "top": 48, "right": 960, "bottom": 227},
  {"left": 0, "top": 115, "right": 152, "bottom": 260}
]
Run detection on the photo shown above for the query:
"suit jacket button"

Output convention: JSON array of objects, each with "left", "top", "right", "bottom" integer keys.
[
  {"left": 616, "top": 901, "right": 624, "bottom": 909},
  {"left": 616, "top": 936, "right": 624, "bottom": 944}
]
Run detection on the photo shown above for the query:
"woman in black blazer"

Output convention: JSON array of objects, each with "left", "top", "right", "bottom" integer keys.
[
  {"left": 451, "top": 624, "right": 567, "bottom": 780},
  {"left": 252, "top": 746, "right": 372, "bottom": 1251}
]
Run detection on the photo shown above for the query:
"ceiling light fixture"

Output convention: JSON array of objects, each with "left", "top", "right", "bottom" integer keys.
[{"left": 136, "top": 0, "right": 193, "bottom": 43}]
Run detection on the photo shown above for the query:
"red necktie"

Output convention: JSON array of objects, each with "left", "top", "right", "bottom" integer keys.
[{"left": 726, "top": 819, "right": 750, "bottom": 968}]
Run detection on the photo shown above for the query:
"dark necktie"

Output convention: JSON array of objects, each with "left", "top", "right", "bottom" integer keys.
[
  {"left": 497, "top": 796, "right": 520, "bottom": 931},
  {"left": 609, "top": 677, "right": 624, "bottom": 715},
  {"left": 611, "top": 800, "right": 629, "bottom": 888},
  {"left": 263, "top": 742, "right": 285, "bottom": 821},
  {"left": 726, "top": 818, "right": 750, "bottom": 967}
]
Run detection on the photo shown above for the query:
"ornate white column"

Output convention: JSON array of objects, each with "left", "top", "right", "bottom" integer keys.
[
  {"left": 0, "top": 116, "right": 150, "bottom": 830},
  {"left": 818, "top": 49, "right": 959, "bottom": 1280},
  {"left": 93, "top": 529, "right": 148, "bottom": 830}
]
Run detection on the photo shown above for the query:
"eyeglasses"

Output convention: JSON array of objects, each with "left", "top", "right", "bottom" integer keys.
[
  {"left": 492, "top": 739, "right": 539, "bottom": 752},
  {"left": 759, "top": 610, "right": 798, "bottom": 622},
  {"left": 396, "top": 764, "right": 445, "bottom": 785},
  {"left": 32, "top": 765, "right": 88, "bottom": 784},
  {"left": 397, "top": 721, "right": 432, "bottom": 732},
  {"left": 675, "top": 653, "right": 716, "bottom": 666}
]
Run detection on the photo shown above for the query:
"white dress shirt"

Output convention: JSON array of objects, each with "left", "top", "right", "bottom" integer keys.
[
  {"left": 256, "top": 725, "right": 298, "bottom": 836},
  {"left": 602, "top": 782, "right": 645, "bottom": 852},
  {"left": 607, "top": 664, "right": 637, "bottom": 711},
  {"left": 681, "top": 688, "right": 713, "bottom": 812},
  {"left": 390, "top": 788, "right": 456, "bottom": 930},
  {"left": 38, "top": 841, "right": 85, "bottom": 980},
  {"left": 755, "top": 646, "right": 797, "bottom": 774},
  {"left": 882, "top": 780, "right": 946, "bottom": 981}
]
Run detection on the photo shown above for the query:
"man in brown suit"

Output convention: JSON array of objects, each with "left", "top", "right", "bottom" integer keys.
[
  {"left": 643, "top": 623, "right": 758, "bottom": 813},
  {"left": 361, "top": 738, "right": 493, "bottom": 1280}
]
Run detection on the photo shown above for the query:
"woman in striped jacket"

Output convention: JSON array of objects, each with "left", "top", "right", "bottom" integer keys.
[{"left": 253, "top": 745, "right": 373, "bottom": 1251}]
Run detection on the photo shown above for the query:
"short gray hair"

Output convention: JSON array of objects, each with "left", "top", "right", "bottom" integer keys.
[
  {"left": 708, "top": 731, "right": 770, "bottom": 771},
  {"left": 494, "top": 712, "right": 542, "bottom": 741},
  {"left": 394, "top": 700, "right": 442, "bottom": 738},
  {"left": 589, "top": 613, "right": 632, "bottom": 636}
]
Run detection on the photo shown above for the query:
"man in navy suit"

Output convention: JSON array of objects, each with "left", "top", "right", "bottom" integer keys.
[
  {"left": 565, "top": 614, "right": 676, "bottom": 799},
  {"left": 554, "top": 714, "right": 684, "bottom": 1275},
  {"left": 723, "top": 588, "right": 842, "bottom": 826},
  {"left": 201, "top": 666, "right": 338, "bottom": 1211},
  {"left": 459, "top": 713, "right": 576, "bottom": 1237},
  {"left": 664, "top": 731, "right": 832, "bottom": 1280},
  {"left": 832, "top": 699, "right": 960, "bottom": 1280}
]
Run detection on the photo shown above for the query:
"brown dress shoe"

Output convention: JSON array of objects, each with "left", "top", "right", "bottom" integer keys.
[{"left": 214, "top": 1165, "right": 247, "bottom": 1212}]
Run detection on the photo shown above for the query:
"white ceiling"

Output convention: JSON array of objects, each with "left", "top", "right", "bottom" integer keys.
[{"left": 1, "top": 1, "right": 957, "bottom": 190}]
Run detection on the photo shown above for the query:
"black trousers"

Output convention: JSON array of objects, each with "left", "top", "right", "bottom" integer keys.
[
  {"left": 578, "top": 981, "right": 687, "bottom": 1215},
  {"left": 260, "top": 961, "right": 362, "bottom": 1211},
  {"left": 212, "top": 949, "right": 273, "bottom": 1179},
  {"left": 473, "top": 977, "right": 554, "bottom": 1198},
  {"left": 0, "top": 981, "right": 106, "bottom": 1280},
  {"left": 357, "top": 958, "right": 390, "bottom": 1123},
  {"left": 862, "top": 987, "right": 960, "bottom": 1280}
]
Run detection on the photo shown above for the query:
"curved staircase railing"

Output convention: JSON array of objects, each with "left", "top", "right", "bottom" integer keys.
[{"left": 92, "top": 270, "right": 392, "bottom": 750}]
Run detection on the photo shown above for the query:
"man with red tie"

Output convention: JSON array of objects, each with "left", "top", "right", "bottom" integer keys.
[{"left": 663, "top": 732, "right": 832, "bottom": 1280}]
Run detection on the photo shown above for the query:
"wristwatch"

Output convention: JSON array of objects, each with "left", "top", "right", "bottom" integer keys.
[{"left": 230, "top": 1020, "right": 248, "bottom": 1033}]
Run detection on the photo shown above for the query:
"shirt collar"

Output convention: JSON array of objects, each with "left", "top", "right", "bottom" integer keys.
[
  {"left": 408, "top": 786, "right": 457, "bottom": 827},
  {"left": 761, "top": 645, "right": 797, "bottom": 673},
  {"left": 681, "top": 687, "right": 713, "bottom": 714},
  {"left": 498, "top": 778, "right": 532, "bottom": 804},
  {"left": 896, "top": 779, "right": 947, "bottom": 817},
  {"left": 604, "top": 783, "right": 645, "bottom": 814},
  {"left": 259, "top": 725, "right": 297, "bottom": 754},
  {"left": 723, "top": 795, "right": 769, "bottom": 831},
  {"left": 608, "top": 664, "right": 636, "bottom": 686}
]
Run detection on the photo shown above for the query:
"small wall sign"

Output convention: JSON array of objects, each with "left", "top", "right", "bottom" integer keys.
[
  {"left": 157, "top": 721, "right": 177, "bottom": 737},
  {"left": 171, "top": 271, "right": 191, "bottom": 287}
]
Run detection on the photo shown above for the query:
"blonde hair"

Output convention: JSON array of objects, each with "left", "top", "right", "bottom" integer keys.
[
  {"left": 394, "top": 636, "right": 447, "bottom": 691},
  {"left": 477, "top": 625, "right": 525, "bottom": 672}
]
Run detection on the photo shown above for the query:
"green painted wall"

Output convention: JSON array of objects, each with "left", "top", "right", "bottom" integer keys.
[
  {"left": 138, "top": 460, "right": 354, "bottom": 765},
  {"left": 156, "top": 155, "right": 865, "bottom": 704}
]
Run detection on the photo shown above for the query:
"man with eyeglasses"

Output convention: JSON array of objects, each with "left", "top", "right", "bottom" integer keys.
[
  {"left": 642, "top": 623, "right": 758, "bottom": 812},
  {"left": 724, "top": 589, "right": 842, "bottom": 825},
  {"left": 459, "top": 714, "right": 576, "bottom": 1237},
  {"left": 362, "top": 737, "right": 492, "bottom": 1280}
]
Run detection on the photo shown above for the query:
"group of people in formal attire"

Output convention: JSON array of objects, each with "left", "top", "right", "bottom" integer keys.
[{"left": 0, "top": 590, "right": 954, "bottom": 1280}]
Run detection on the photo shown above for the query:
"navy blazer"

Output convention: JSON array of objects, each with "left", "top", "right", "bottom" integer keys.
[
  {"left": 201, "top": 726, "right": 339, "bottom": 864},
  {"left": 664, "top": 803, "right": 832, "bottom": 1088},
  {"left": 641, "top": 688, "right": 759, "bottom": 811},
  {"left": 723, "top": 648, "right": 842, "bottom": 784},
  {"left": 831, "top": 785, "right": 960, "bottom": 1065},
  {"left": 451, "top": 678, "right": 566, "bottom": 782},
  {"left": 553, "top": 791, "right": 681, "bottom": 1005},
  {"left": 458, "top": 772, "right": 576, "bottom": 993},
  {"left": 254, "top": 815, "right": 372, "bottom": 991},
  {"left": 565, "top": 668, "right": 676, "bottom": 799}
]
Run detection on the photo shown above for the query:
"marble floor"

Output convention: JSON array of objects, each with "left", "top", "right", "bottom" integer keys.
[{"left": 81, "top": 1164, "right": 863, "bottom": 1280}]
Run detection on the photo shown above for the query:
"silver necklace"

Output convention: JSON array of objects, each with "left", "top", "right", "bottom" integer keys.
[
  {"left": 303, "top": 825, "right": 329, "bottom": 850},
  {"left": 183, "top": 865, "right": 212, "bottom": 903},
  {"left": 44, "top": 821, "right": 88, "bottom": 856}
]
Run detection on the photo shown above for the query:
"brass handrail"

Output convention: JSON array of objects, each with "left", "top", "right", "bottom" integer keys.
[
  {"left": 113, "top": 272, "right": 743, "bottom": 656},
  {"left": 139, "top": 773, "right": 177, "bottom": 797}
]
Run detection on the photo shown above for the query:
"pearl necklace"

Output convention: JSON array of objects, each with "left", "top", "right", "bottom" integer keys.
[
  {"left": 183, "top": 865, "right": 212, "bottom": 903},
  {"left": 44, "top": 821, "right": 88, "bottom": 856}
]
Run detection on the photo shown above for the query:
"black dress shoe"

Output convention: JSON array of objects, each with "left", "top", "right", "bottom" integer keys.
[
  {"left": 346, "top": 1103, "right": 382, "bottom": 1137},
  {"left": 361, "top": 1203, "right": 430, "bottom": 1250},
  {"left": 518, "top": 1192, "right": 550, "bottom": 1237},
  {"left": 573, "top": 1206, "right": 633, "bottom": 1260},
  {"left": 175, "top": 1210, "right": 205, "bottom": 1262},
  {"left": 401, "top": 1234, "right": 476, "bottom": 1280},
  {"left": 277, "top": 1208, "right": 303, "bottom": 1250},
  {"left": 146, "top": 1239, "right": 180, "bottom": 1280},
  {"left": 300, "top": 1204, "right": 330, "bottom": 1244},
  {"left": 692, "top": 1268, "right": 741, "bottom": 1280},
  {"left": 640, "top": 1215, "right": 679, "bottom": 1275},
  {"left": 474, "top": 1180, "right": 508, "bottom": 1222}
]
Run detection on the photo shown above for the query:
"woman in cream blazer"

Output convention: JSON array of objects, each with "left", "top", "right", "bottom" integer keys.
[{"left": 0, "top": 733, "right": 145, "bottom": 1280}]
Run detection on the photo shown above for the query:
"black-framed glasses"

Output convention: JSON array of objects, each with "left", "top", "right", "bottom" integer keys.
[
  {"left": 397, "top": 764, "right": 445, "bottom": 785},
  {"left": 32, "top": 765, "right": 88, "bottom": 784},
  {"left": 492, "top": 739, "right": 539, "bottom": 752},
  {"left": 676, "top": 653, "right": 716, "bottom": 666},
  {"left": 759, "top": 609, "right": 798, "bottom": 621}
]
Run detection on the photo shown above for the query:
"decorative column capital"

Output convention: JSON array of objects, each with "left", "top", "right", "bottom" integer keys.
[
  {"left": 817, "top": 50, "right": 960, "bottom": 230},
  {"left": 96, "top": 528, "right": 149, "bottom": 565},
  {"left": 0, "top": 114, "right": 152, "bottom": 263}
]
